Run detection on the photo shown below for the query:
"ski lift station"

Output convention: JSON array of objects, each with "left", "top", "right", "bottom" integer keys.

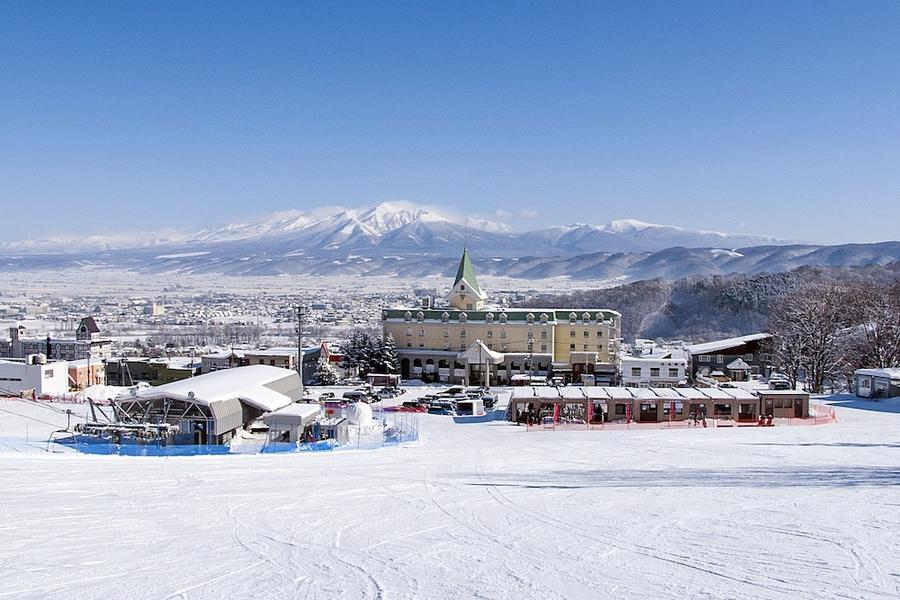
[{"left": 115, "top": 365, "right": 304, "bottom": 445}]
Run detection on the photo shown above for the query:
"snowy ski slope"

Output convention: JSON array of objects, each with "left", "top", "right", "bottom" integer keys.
[{"left": 0, "top": 393, "right": 898, "bottom": 599}]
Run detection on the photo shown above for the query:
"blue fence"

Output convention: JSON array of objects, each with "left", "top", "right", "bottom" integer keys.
[{"left": 51, "top": 412, "right": 418, "bottom": 457}]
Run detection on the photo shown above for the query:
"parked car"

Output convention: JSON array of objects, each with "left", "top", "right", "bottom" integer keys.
[
  {"left": 482, "top": 394, "right": 497, "bottom": 409},
  {"left": 427, "top": 402, "right": 456, "bottom": 415},
  {"left": 342, "top": 390, "right": 368, "bottom": 402},
  {"left": 319, "top": 391, "right": 335, "bottom": 399},
  {"left": 437, "top": 386, "right": 465, "bottom": 397}
]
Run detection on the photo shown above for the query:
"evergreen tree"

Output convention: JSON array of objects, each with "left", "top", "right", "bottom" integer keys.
[
  {"left": 314, "top": 361, "right": 338, "bottom": 385},
  {"left": 380, "top": 333, "right": 399, "bottom": 374}
]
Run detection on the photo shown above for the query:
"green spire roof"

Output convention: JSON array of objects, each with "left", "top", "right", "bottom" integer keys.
[{"left": 453, "top": 248, "right": 482, "bottom": 297}]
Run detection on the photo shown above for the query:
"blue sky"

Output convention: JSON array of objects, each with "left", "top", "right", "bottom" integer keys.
[{"left": 1, "top": 1, "right": 898, "bottom": 244}]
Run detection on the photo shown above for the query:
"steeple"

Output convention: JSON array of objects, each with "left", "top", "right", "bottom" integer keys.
[
  {"left": 453, "top": 248, "right": 482, "bottom": 296},
  {"left": 448, "top": 247, "right": 485, "bottom": 310}
]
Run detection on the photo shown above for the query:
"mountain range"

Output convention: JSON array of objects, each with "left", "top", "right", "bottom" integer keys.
[{"left": 3, "top": 201, "right": 899, "bottom": 282}]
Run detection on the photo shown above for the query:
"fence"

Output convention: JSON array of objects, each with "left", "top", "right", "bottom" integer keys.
[
  {"left": 525, "top": 403, "right": 837, "bottom": 432},
  {"left": 45, "top": 410, "right": 419, "bottom": 456}
]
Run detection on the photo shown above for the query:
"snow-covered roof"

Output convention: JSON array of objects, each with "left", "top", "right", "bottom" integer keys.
[
  {"left": 855, "top": 368, "right": 900, "bottom": 379},
  {"left": 695, "top": 387, "right": 733, "bottom": 400},
  {"left": 263, "top": 402, "right": 322, "bottom": 425},
  {"left": 651, "top": 387, "right": 684, "bottom": 399},
  {"left": 721, "top": 388, "right": 757, "bottom": 400},
  {"left": 457, "top": 340, "right": 504, "bottom": 364},
  {"left": 582, "top": 387, "right": 610, "bottom": 400},
  {"left": 725, "top": 358, "right": 751, "bottom": 370},
  {"left": 560, "top": 387, "right": 587, "bottom": 400},
  {"left": 510, "top": 387, "right": 536, "bottom": 400},
  {"left": 134, "top": 365, "right": 297, "bottom": 412},
  {"left": 604, "top": 387, "right": 634, "bottom": 399},
  {"left": 686, "top": 333, "right": 770, "bottom": 355}
]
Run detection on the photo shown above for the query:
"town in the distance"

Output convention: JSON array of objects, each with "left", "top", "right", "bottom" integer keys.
[{"left": 1, "top": 242, "right": 897, "bottom": 452}]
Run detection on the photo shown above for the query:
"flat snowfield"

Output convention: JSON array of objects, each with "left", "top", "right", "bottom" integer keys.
[{"left": 1, "top": 396, "right": 899, "bottom": 599}]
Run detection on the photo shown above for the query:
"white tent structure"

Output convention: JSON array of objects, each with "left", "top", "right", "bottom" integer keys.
[{"left": 116, "top": 365, "right": 303, "bottom": 445}]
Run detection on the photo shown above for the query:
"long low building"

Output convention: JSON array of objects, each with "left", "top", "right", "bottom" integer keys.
[
  {"left": 115, "top": 365, "right": 303, "bottom": 445},
  {"left": 508, "top": 386, "right": 809, "bottom": 425}
]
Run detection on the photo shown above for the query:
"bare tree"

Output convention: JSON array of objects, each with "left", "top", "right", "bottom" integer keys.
[
  {"left": 768, "top": 284, "right": 850, "bottom": 393},
  {"left": 853, "top": 282, "right": 900, "bottom": 368}
]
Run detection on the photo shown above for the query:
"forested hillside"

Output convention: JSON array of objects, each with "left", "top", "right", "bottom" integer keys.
[{"left": 521, "top": 263, "right": 900, "bottom": 342}]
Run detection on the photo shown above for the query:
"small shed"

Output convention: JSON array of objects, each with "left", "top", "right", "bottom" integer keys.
[
  {"left": 263, "top": 403, "right": 322, "bottom": 443},
  {"left": 757, "top": 390, "right": 809, "bottom": 418},
  {"left": 854, "top": 368, "right": 900, "bottom": 399},
  {"left": 456, "top": 398, "right": 485, "bottom": 416}
]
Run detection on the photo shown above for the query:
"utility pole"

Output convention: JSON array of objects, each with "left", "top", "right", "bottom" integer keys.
[
  {"left": 296, "top": 304, "right": 306, "bottom": 397},
  {"left": 528, "top": 339, "right": 534, "bottom": 382}
]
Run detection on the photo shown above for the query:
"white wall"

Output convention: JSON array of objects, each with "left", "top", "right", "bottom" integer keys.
[
  {"left": 621, "top": 357, "right": 687, "bottom": 387},
  {"left": 0, "top": 360, "right": 69, "bottom": 396}
]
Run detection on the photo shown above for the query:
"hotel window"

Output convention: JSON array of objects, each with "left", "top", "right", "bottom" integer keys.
[
  {"left": 460, "top": 343, "right": 466, "bottom": 350},
  {"left": 569, "top": 312, "right": 577, "bottom": 324},
  {"left": 669, "top": 368, "right": 679, "bottom": 377},
  {"left": 500, "top": 330, "right": 507, "bottom": 339},
  {"left": 541, "top": 331, "right": 547, "bottom": 339},
  {"left": 459, "top": 312, "right": 467, "bottom": 323},
  {"left": 499, "top": 313, "right": 508, "bottom": 324},
  {"left": 486, "top": 329, "right": 493, "bottom": 338},
  {"left": 460, "top": 329, "right": 466, "bottom": 338},
  {"left": 487, "top": 343, "right": 493, "bottom": 349},
  {"left": 597, "top": 330, "right": 603, "bottom": 337},
  {"left": 419, "top": 342, "right": 425, "bottom": 348},
  {"left": 540, "top": 313, "right": 548, "bottom": 324},
  {"left": 406, "top": 342, "right": 412, "bottom": 348},
  {"left": 650, "top": 368, "right": 660, "bottom": 377},
  {"left": 583, "top": 331, "right": 589, "bottom": 337},
  {"left": 631, "top": 367, "right": 641, "bottom": 377},
  {"left": 541, "top": 344, "right": 547, "bottom": 352},
  {"left": 501, "top": 343, "right": 508, "bottom": 351},
  {"left": 597, "top": 344, "right": 603, "bottom": 350},
  {"left": 441, "top": 312, "right": 449, "bottom": 323},
  {"left": 417, "top": 311, "right": 424, "bottom": 322},
  {"left": 582, "top": 312, "right": 591, "bottom": 323},
  {"left": 443, "top": 328, "right": 449, "bottom": 337},
  {"left": 716, "top": 355, "right": 724, "bottom": 364},
  {"left": 527, "top": 313, "right": 535, "bottom": 324},
  {"left": 486, "top": 313, "right": 494, "bottom": 324},
  {"left": 583, "top": 344, "right": 589, "bottom": 350},
  {"left": 570, "top": 330, "right": 576, "bottom": 337},
  {"left": 700, "top": 355, "right": 710, "bottom": 363},
  {"left": 405, "top": 328, "right": 412, "bottom": 337},
  {"left": 443, "top": 342, "right": 450, "bottom": 350},
  {"left": 528, "top": 330, "right": 534, "bottom": 339},
  {"left": 744, "top": 353, "right": 753, "bottom": 361},
  {"left": 569, "top": 344, "right": 575, "bottom": 350},
  {"left": 404, "top": 311, "right": 411, "bottom": 322}
]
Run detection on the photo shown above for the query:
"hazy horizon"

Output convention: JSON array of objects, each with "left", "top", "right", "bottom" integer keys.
[{"left": 2, "top": 2, "right": 899, "bottom": 245}]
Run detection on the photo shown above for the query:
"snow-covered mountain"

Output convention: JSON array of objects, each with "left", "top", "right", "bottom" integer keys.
[
  {"left": 6, "top": 200, "right": 896, "bottom": 281},
  {"left": 1, "top": 201, "right": 791, "bottom": 258},
  {"left": 520, "top": 219, "right": 785, "bottom": 254}
]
